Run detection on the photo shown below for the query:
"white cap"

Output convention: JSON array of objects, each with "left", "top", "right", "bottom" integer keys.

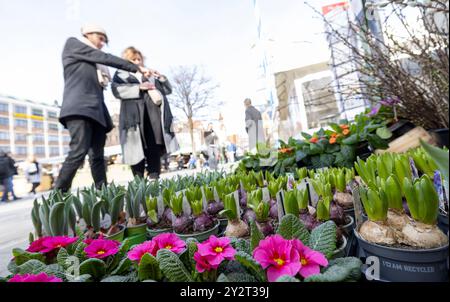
[{"left": 81, "top": 24, "right": 109, "bottom": 43}]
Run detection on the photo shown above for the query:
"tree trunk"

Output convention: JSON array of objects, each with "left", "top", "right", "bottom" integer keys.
[{"left": 188, "top": 117, "right": 196, "bottom": 154}]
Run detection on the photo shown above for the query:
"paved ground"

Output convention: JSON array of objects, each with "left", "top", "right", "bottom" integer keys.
[{"left": 0, "top": 163, "right": 236, "bottom": 276}]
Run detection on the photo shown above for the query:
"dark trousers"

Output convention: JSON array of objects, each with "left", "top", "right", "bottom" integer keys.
[
  {"left": 30, "top": 182, "right": 40, "bottom": 194},
  {"left": 55, "top": 118, "right": 107, "bottom": 192},
  {"left": 131, "top": 111, "right": 162, "bottom": 178}
]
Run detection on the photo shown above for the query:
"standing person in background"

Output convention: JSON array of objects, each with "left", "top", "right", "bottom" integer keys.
[
  {"left": 244, "top": 98, "right": 265, "bottom": 152},
  {"left": 0, "top": 151, "right": 20, "bottom": 202},
  {"left": 24, "top": 156, "right": 41, "bottom": 195},
  {"left": 204, "top": 124, "right": 218, "bottom": 170},
  {"left": 226, "top": 141, "right": 236, "bottom": 163},
  {"left": 54, "top": 24, "right": 153, "bottom": 193},
  {"left": 6, "top": 152, "right": 20, "bottom": 200},
  {"left": 112, "top": 46, "right": 178, "bottom": 180}
]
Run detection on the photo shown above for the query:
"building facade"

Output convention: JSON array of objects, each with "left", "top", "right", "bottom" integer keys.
[{"left": 0, "top": 95, "right": 70, "bottom": 161}]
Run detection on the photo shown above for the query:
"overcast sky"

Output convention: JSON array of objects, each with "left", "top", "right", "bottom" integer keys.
[{"left": 0, "top": 0, "right": 331, "bottom": 135}]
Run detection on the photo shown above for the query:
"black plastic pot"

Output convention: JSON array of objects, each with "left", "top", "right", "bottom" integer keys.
[
  {"left": 388, "top": 120, "right": 415, "bottom": 140},
  {"left": 355, "top": 231, "right": 449, "bottom": 282},
  {"left": 428, "top": 128, "right": 449, "bottom": 148},
  {"left": 438, "top": 213, "right": 449, "bottom": 235},
  {"left": 344, "top": 208, "right": 355, "bottom": 223},
  {"left": 355, "top": 142, "right": 372, "bottom": 160}
]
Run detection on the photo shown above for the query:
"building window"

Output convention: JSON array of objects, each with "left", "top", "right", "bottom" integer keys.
[
  {"left": 32, "top": 120, "right": 43, "bottom": 129},
  {"left": 14, "top": 105, "right": 27, "bottom": 114},
  {"left": 47, "top": 111, "right": 57, "bottom": 119},
  {"left": 0, "top": 103, "right": 8, "bottom": 113},
  {"left": 0, "top": 117, "right": 8, "bottom": 126},
  {"left": 48, "top": 123, "right": 59, "bottom": 131},
  {"left": 33, "top": 146, "right": 45, "bottom": 155},
  {"left": 63, "top": 135, "right": 71, "bottom": 143},
  {"left": 32, "top": 108, "right": 44, "bottom": 117},
  {"left": 50, "top": 147, "right": 60, "bottom": 156},
  {"left": 63, "top": 146, "right": 70, "bottom": 155},
  {"left": 0, "top": 132, "right": 9, "bottom": 140},
  {"left": 0, "top": 145, "right": 11, "bottom": 153},
  {"left": 15, "top": 146, "right": 28, "bottom": 155},
  {"left": 15, "top": 133, "right": 27, "bottom": 142},
  {"left": 33, "top": 134, "right": 44, "bottom": 143},
  {"left": 15, "top": 119, "right": 28, "bottom": 128},
  {"left": 49, "top": 135, "right": 59, "bottom": 143}
]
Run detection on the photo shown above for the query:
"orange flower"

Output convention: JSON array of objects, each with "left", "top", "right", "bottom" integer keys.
[
  {"left": 279, "top": 147, "right": 294, "bottom": 154},
  {"left": 331, "top": 133, "right": 338, "bottom": 138},
  {"left": 329, "top": 137, "right": 337, "bottom": 144},
  {"left": 340, "top": 124, "right": 349, "bottom": 130},
  {"left": 309, "top": 137, "right": 318, "bottom": 144},
  {"left": 343, "top": 129, "right": 350, "bottom": 136}
]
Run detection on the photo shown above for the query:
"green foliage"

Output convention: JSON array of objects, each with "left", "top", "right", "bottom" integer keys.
[
  {"left": 156, "top": 249, "right": 193, "bottom": 282},
  {"left": 219, "top": 193, "right": 239, "bottom": 221},
  {"left": 308, "top": 220, "right": 337, "bottom": 259},
  {"left": 79, "top": 258, "right": 107, "bottom": 281},
  {"left": 403, "top": 175, "right": 439, "bottom": 225},
  {"left": 359, "top": 186, "right": 388, "bottom": 221},
  {"left": 275, "top": 275, "right": 300, "bottom": 282},
  {"left": 12, "top": 248, "right": 46, "bottom": 266},
  {"left": 250, "top": 221, "right": 265, "bottom": 252},
  {"left": 217, "top": 272, "right": 258, "bottom": 282},
  {"left": 276, "top": 214, "right": 310, "bottom": 243},
  {"left": 304, "top": 257, "right": 362, "bottom": 282},
  {"left": 138, "top": 253, "right": 162, "bottom": 281},
  {"left": 234, "top": 251, "right": 266, "bottom": 282}
]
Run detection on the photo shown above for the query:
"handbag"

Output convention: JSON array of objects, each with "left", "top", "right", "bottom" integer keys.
[
  {"left": 123, "top": 127, "right": 145, "bottom": 166},
  {"left": 147, "top": 89, "right": 163, "bottom": 106}
]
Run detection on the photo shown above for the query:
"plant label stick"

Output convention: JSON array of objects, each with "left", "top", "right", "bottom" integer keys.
[
  {"left": 306, "top": 180, "right": 319, "bottom": 208},
  {"left": 157, "top": 195, "right": 165, "bottom": 217},
  {"left": 262, "top": 187, "right": 270, "bottom": 203},
  {"left": 276, "top": 190, "right": 286, "bottom": 219},
  {"left": 351, "top": 180, "right": 364, "bottom": 231}
]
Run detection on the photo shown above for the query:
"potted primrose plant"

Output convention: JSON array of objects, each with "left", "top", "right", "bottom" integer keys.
[{"left": 355, "top": 152, "right": 449, "bottom": 282}]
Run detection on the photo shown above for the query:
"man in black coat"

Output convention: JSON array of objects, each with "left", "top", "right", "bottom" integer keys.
[
  {"left": 55, "top": 24, "right": 152, "bottom": 192},
  {"left": 0, "top": 151, "right": 19, "bottom": 202}
]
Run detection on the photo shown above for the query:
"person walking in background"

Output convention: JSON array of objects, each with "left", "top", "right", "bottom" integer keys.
[
  {"left": 226, "top": 141, "right": 237, "bottom": 163},
  {"left": 54, "top": 24, "right": 153, "bottom": 193},
  {"left": 204, "top": 124, "right": 219, "bottom": 170},
  {"left": 244, "top": 98, "right": 265, "bottom": 152},
  {"left": 6, "top": 152, "right": 20, "bottom": 200},
  {"left": 24, "top": 156, "right": 41, "bottom": 195},
  {"left": 112, "top": 46, "right": 178, "bottom": 180},
  {"left": 0, "top": 151, "right": 20, "bottom": 202}
]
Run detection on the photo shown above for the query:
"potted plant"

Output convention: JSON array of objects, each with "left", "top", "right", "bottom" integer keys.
[
  {"left": 246, "top": 189, "right": 274, "bottom": 236},
  {"left": 220, "top": 192, "right": 249, "bottom": 238},
  {"left": 125, "top": 181, "right": 148, "bottom": 246},
  {"left": 355, "top": 152, "right": 449, "bottom": 281},
  {"left": 145, "top": 196, "right": 172, "bottom": 239}
]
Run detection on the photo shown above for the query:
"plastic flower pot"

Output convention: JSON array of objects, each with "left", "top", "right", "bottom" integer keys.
[
  {"left": 344, "top": 208, "right": 355, "bottom": 223},
  {"left": 341, "top": 216, "right": 357, "bottom": 257},
  {"left": 428, "top": 128, "right": 449, "bottom": 148},
  {"left": 438, "top": 213, "right": 449, "bottom": 235},
  {"left": 331, "top": 236, "right": 347, "bottom": 259},
  {"left": 105, "top": 224, "right": 126, "bottom": 242},
  {"left": 175, "top": 220, "right": 220, "bottom": 242},
  {"left": 388, "top": 119, "right": 415, "bottom": 140},
  {"left": 125, "top": 223, "right": 147, "bottom": 246},
  {"left": 218, "top": 218, "right": 228, "bottom": 234},
  {"left": 355, "top": 230, "right": 449, "bottom": 282},
  {"left": 146, "top": 227, "right": 172, "bottom": 239}
]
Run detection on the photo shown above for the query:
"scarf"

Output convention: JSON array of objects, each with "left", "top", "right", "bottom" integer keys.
[{"left": 78, "top": 37, "right": 111, "bottom": 89}]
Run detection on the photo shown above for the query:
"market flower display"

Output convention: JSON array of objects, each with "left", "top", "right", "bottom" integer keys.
[
  {"left": 291, "top": 239, "right": 328, "bottom": 278},
  {"left": 196, "top": 235, "right": 235, "bottom": 266},
  {"left": 152, "top": 233, "right": 186, "bottom": 254},
  {"left": 84, "top": 239, "right": 120, "bottom": 259},
  {"left": 8, "top": 272, "right": 63, "bottom": 282},
  {"left": 127, "top": 240, "right": 158, "bottom": 262},
  {"left": 39, "top": 236, "right": 78, "bottom": 253},
  {"left": 253, "top": 234, "right": 301, "bottom": 282}
]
